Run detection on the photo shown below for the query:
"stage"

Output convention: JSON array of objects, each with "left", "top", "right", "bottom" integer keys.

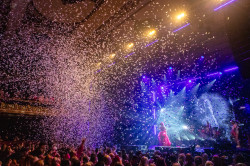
[{"left": 120, "top": 144, "right": 250, "bottom": 154}]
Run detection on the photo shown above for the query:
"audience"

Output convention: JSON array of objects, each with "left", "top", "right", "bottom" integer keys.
[{"left": 0, "top": 137, "right": 249, "bottom": 166}]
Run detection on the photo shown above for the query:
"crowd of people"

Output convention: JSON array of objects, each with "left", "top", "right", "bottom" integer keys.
[{"left": 0, "top": 138, "right": 249, "bottom": 166}]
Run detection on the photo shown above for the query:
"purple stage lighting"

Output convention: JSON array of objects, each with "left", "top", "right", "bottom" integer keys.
[
  {"left": 173, "top": 23, "right": 190, "bottom": 33},
  {"left": 161, "top": 86, "right": 164, "bottom": 90},
  {"left": 169, "top": 67, "right": 173, "bottom": 70},
  {"left": 224, "top": 66, "right": 239, "bottom": 72},
  {"left": 125, "top": 52, "right": 135, "bottom": 58},
  {"left": 95, "top": 68, "right": 102, "bottom": 74},
  {"left": 207, "top": 72, "right": 220, "bottom": 77},
  {"left": 201, "top": 56, "right": 204, "bottom": 59},
  {"left": 145, "top": 39, "right": 159, "bottom": 48},
  {"left": 142, "top": 76, "right": 146, "bottom": 79},
  {"left": 108, "top": 62, "right": 115, "bottom": 67},
  {"left": 214, "top": 0, "right": 236, "bottom": 11},
  {"left": 154, "top": 125, "right": 157, "bottom": 135},
  {"left": 189, "top": 80, "right": 192, "bottom": 83}
]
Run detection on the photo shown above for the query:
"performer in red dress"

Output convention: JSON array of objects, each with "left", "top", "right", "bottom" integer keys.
[{"left": 158, "top": 122, "right": 171, "bottom": 146}]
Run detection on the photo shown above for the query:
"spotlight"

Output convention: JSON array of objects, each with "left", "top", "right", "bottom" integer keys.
[
  {"left": 182, "top": 125, "right": 188, "bottom": 130},
  {"left": 127, "top": 43, "right": 134, "bottom": 49},
  {"left": 160, "top": 108, "right": 165, "bottom": 112},
  {"left": 219, "top": 72, "right": 222, "bottom": 75},
  {"left": 177, "top": 12, "right": 186, "bottom": 20},
  {"left": 201, "top": 56, "right": 204, "bottom": 59},
  {"left": 147, "top": 29, "right": 156, "bottom": 37},
  {"left": 110, "top": 54, "right": 115, "bottom": 59},
  {"left": 161, "top": 86, "right": 164, "bottom": 90},
  {"left": 142, "top": 76, "right": 146, "bottom": 79},
  {"left": 169, "top": 67, "right": 173, "bottom": 70},
  {"left": 189, "top": 80, "right": 192, "bottom": 83}
]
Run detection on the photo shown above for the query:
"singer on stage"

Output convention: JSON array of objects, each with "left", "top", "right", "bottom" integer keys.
[{"left": 158, "top": 122, "right": 171, "bottom": 146}]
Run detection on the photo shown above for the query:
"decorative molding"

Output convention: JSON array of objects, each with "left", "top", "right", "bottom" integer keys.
[{"left": 0, "top": 101, "right": 56, "bottom": 116}]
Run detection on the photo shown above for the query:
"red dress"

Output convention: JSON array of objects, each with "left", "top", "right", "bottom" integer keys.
[{"left": 158, "top": 130, "right": 171, "bottom": 146}]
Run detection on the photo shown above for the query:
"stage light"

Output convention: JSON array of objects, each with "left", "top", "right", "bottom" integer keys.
[
  {"left": 224, "top": 66, "right": 238, "bottom": 72},
  {"left": 201, "top": 56, "right": 204, "bottom": 59},
  {"left": 145, "top": 39, "right": 158, "bottom": 48},
  {"left": 154, "top": 125, "right": 157, "bottom": 135},
  {"left": 142, "top": 76, "right": 146, "bottom": 79},
  {"left": 125, "top": 52, "right": 135, "bottom": 58},
  {"left": 173, "top": 23, "right": 190, "bottom": 33},
  {"left": 97, "top": 62, "right": 101, "bottom": 66},
  {"left": 207, "top": 72, "right": 220, "bottom": 77},
  {"left": 182, "top": 125, "right": 188, "bottom": 130},
  {"left": 108, "top": 62, "right": 115, "bottom": 67},
  {"left": 127, "top": 43, "right": 134, "bottom": 49},
  {"left": 219, "top": 72, "right": 222, "bottom": 75},
  {"left": 147, "top": 29, "right": 156, "bottom": 37},
  {"left": 160, "top": 108, "right": 165, "bottom": 112},
  {"left": 189, "top": 80, "right": 192, "bottom": 83},
  {"left": 214, "top": 0, "right": 236, "bottom": 11},
  {"left": 191, "top": 83, "right": 200, "bottom": 95},
  {"left": 177, "top": 12, "right": 186, "bottom": 20},
  {"left": 161, "top": 86, "right": 164, "bottom": 90},
  {"left": 110, "top": 54, "right": 115, "bottom": 59},
  {"left": 205, "top": 79, "right": 216, "bottom": 91},
  {"left": 239, "top": 106, "right": 246, "bottom": 110},
  {"left": 96, "top": 69, "right": 102, "bottom": 73},
  {"left": 169, "top": 67, "right": 173, "bottom": 70}
]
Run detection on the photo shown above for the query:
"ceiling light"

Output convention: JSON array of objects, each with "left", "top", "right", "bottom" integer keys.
[
  {"left": 127, "top": 43, "right": 134, "bottom": 49},
  {"left": 177, "top": 12, "right": 186, "bottom": 20}
]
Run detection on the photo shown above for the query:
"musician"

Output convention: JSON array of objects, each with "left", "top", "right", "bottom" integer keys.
[{"left": 158, "top": 122, "right": 171, "bottom": 146}]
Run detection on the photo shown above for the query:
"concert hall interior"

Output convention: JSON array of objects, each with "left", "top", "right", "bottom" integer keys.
[{"left": 0, "top": 0, "right": 250, "bottom": 165}]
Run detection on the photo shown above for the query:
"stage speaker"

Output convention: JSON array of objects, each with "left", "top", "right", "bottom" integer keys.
[{"left": 224, "top": 0, "right": 250, "bottom": 79}]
